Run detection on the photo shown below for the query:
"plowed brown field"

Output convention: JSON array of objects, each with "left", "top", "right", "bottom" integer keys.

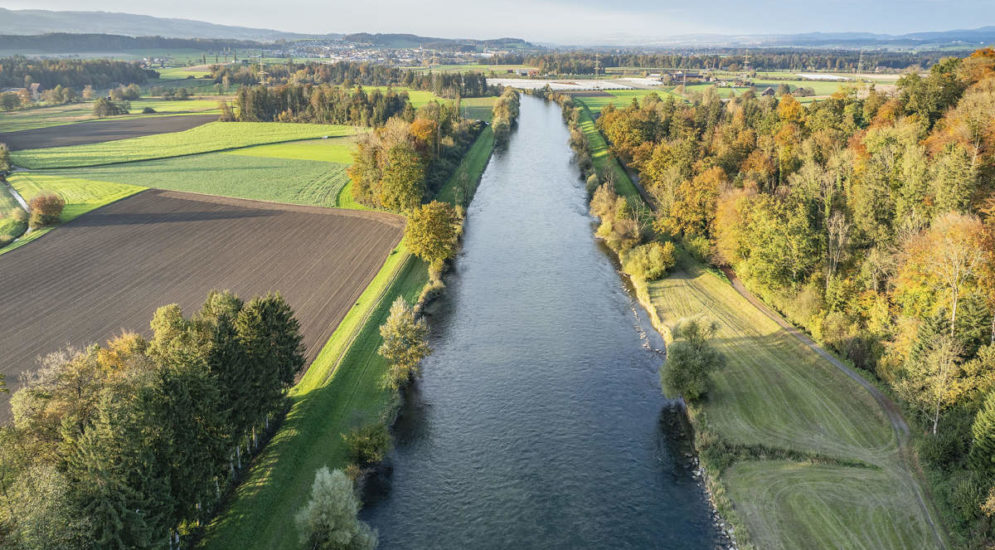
[
  {"left": 0, "top": 190, "right": 404, "bottom": 420},
  {"left": 0, "top": 114, "right": 217, "bottom": 150}
]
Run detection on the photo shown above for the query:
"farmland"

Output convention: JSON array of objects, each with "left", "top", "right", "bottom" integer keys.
[
  {"left": 37, "top": 150, "right": 352, "bottom": 209},
  {"left": 0, "top": 190, "right": 404, "bottom": 421},
  {"left": 10, "top": 121, "right": 357, "bottom": 168},
  {"left": 0, "top": 98, "right": 223, "bottom": 133},
  {"left": 0, "top": 114, "right": 218, "bottom": 150}
]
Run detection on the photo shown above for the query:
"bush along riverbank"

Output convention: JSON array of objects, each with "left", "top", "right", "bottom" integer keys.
[
  {"left": 534, "top": 89, "right": 741, "bottom": 547},
  {"left": 291, "top": 97, "right": 507, "bottom": 548},
  {"left": 550, "top": 87, "right": 947, "bottom": 549}
]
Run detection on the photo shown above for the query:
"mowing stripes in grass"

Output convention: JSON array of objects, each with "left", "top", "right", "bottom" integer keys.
[{"left": 225, "top": 137, "right": 357, "bottom": 164}]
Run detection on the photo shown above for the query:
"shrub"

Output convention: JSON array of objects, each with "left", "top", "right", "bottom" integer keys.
[
  {"left": 294, "top": 467, "right": 377, "bottom": 550},
  {"left": 343, "top": 422, "right": 391, "bottom": 468},
  {"left": 682, "top": 234, "right": 713, "bottom": 264},
  {"left": 28, "top": 193, "right": 64, "bottom": 228},
  {"left": 0, "top": 234, "right": 13, "bottom": 247},
  {"left": 622, "top": 241, "right": 677, "bottom": 281},
  {"left": 92, "top": 97, "right": 129, "bottom": 117},
  {"left": 11, "top": 207, "right": 27, "bottom": 224},
  {"left": 141, "top": 107, "right": 156, "bottom": 114}
]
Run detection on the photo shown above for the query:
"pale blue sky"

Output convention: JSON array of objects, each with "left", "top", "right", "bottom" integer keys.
[{"left": 2, "top": 0, "right": 992, "bottom": 43}]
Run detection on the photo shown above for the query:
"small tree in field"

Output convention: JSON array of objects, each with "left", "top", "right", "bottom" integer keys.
[
  {"left": 28, "top": 193, "right": 64, "bottom": 228},
  {"left": 661, "top": 319, "right": 725, "bottom": 401},
  {"left": 404, "top": 201, "right": 463, "bottom": 274},
  {"left": 0, "top": 143, "right": 11, "bottom": 175},
  {"left": 378, "top": 297, "right": 429, "bottom": 389},
  {"left": 294, "top": 467, "right": 377, "bottom": 550}
]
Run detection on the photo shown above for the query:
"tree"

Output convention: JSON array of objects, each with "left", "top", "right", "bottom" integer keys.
[
  {"left": 622, "top": 241, "right": 676, "bottom": 281},
  {"left": 295, "top": 467, "right": 377, "bottom": 550},
  {"left": 896, "top": 334, "right": 966, "bottom": 435},
  {"left": 342, "top": 423, "right": 391, "bottom": 468},
  {"left": 92, "top": 97, "right": 129, "bottom": 117},
  {"left": 971, "top": 391, "right": 995, "bottom": 479},
  {"left": 660, "top": 319, "right": 726, "bottom": 401},
  {"left": 378, "top": 297, "right": 429, "bottom": 389},
  {"left": 0, "top": 142, "right": 10, "bottom": 175},
  {"left": 27, "top": 192, "right": 64, "bottom": 228},
  {"left": 404, "top": 201, "right": 463, "bottom": 272},
  {"left": 378, "top": 142, "right": 425, "bottom": 212},
  {"left": 661, "top": 166, "right": 726, "bottom": 237}
]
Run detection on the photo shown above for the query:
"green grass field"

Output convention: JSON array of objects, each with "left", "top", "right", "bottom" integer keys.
[
  {"left": 200, "top": 250, "right": 429, "bottom": 550},
  {"left": 634, "top": 259, "right": 939, "bottom": 549},
  {"left": 8, "top": 173, "right": 144, "bottom": 222},
  {"left": 436, "top": 127, "right": 494, "bottom": 205},
  {"left": 226, "top": 137, "right": 357, "bottom": 164},
  {"left": 43, "top": 153, "right": 350, "bottom": 209},
  {"left": 577, "top": 89, "right": 681, "bottom": 114},
  {"left": 11, "top": 122, "right": 357, "bottom": 169},
  {"left": 459, "top": 96, "right": 498, "bottom": 122}
]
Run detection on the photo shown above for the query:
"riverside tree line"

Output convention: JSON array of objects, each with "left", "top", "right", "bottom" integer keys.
[
  {"left": 573, "top": 48, "right": 995, "bottom": 544},
  {"left": 0, "top": 291, "right": 305, "bottom": 549},
  {"left": 210, "top": 61, "right": 494, "bottom": 99}
]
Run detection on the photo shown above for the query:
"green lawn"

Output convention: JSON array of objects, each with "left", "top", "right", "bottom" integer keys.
[
  {"left": 8, "top": 173, "right": 144, "bottom": 222},
  {"left": 38, "top": 153, "right": 349, "bottom": 209},
  {"left": 573, "top": 101, "right": 641, "bottom": 201},
  {"left": 199, "top": 250, "right": 429, "bottom": 550},
  {"left": 436, "top": 126, "right": 494, "bottom": 205},
  {"left": 11, "top": 122, "right": 357, "bottom": 169},
  {"left": 459, "top": 96, "right": 498, "bottom": 122},
  {"left": 634, "top": 258, "right": 939, "bottom": 549}
]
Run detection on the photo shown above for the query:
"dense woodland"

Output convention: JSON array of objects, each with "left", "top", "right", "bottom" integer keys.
[
  {"left": 0, "top": 292, "right": 305, "bottom": 549},
  {"left": 210, "top": 62, "right": 494, "bottom": 98},
  {"left": 0, "top": 56, "right": 155, "bottom": 90},
  {"left": 568, "top": 48, "right": 995, "bottom": 544},
  {"left": 348, "top": 100, "right": 485, "bottom": 211},
  {"left": 490, "top": 49, "right": 949, "bottom": 74},
  {"left": 233, "top": 84, "right": 411, "bottom": 125}
]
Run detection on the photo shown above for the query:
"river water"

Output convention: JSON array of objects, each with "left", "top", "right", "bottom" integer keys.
[{"left": 363, "top": 96, "right": 721, "bottom": 549}]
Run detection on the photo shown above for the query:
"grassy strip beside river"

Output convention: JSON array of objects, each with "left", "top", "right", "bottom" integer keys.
[
  {"left": 199, "top": 249, "right": 429, "bottom": 550},
  {"left": 572, "top": 95, "right": 942, "bottom": 549},
  {"left": 200, "top": 118, "right": 497, "bottom": 549}
]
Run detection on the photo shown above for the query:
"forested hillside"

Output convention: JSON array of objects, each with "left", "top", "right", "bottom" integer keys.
[{"left": 591, "top": 48, "right": 995, "bottom": 544}]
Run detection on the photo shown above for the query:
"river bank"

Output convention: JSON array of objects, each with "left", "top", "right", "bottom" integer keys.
[{"left": 566, "top": 91, "right": 944, "bottom": 549}]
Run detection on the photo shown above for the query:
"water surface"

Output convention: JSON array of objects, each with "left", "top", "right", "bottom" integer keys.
[{"left": 364, "top": 96, "right": 721, "bottom": 549}]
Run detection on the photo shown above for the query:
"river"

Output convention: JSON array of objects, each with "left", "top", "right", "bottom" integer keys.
[{"left": 363, "top": 96, "right": 722, "bottom": 549}]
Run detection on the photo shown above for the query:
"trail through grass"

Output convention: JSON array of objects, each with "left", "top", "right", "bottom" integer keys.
[
  {"left": 8, "top": 173, "right": 144, "bottom": 222},
  {"left": 12, "top": 122, "right": 356, "bottom": 169},
  {"left": 574, "top": 102, "right": 641, "bottom": 201},
  {"left": 436, "top": 127, "right": 494, "bottom": 205}
]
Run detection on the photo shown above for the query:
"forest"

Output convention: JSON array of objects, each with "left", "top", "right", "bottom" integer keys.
[
  {"left": 232, "top": 84, "right": 411, "bottom": 126},
  {"left": 0, "top": 56, "right": 155, "bottom": 90},
  {"left": 0, "top": 291, "right": 305, "bottom": 548},
  {"left": 348, "top": 99, "right": 485, "bottom": 211},
  {"left": 489, "top": 49, "right": 951, "bottom": 74},
  {"left": 581, "top": 48, "right": 995, "bottom": 544},
  {"left": 210, "top": 62, "right": 494, "bottom": 98}
]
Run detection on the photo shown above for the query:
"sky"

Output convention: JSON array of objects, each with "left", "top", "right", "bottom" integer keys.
[{"left": 2, "top": 0, "right": 994, "bottom": 43}]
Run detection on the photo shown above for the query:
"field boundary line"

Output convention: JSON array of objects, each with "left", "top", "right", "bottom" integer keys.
[{"left": 318, "top": 250, "right": 413, "bottom": 387}]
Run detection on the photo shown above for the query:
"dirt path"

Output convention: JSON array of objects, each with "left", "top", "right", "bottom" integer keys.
[{"left": 719, "top": 266, "right": 948, "bottom": 549}]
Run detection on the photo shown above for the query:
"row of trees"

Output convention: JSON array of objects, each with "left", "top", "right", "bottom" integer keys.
[
  {"left": 0, "top": 291, "right": 305, "bottom": 549},
  {"left": 489, "top": 49, "right": 951, "bottom": 75},
  {"left": 491, "top": 88, "right": 521, "bottom": 146},
  {"left": 211, "top": 62, "right": 495, "bottom": 99},
  {"left": 0, "top": 56, "right": 155, "bottom": 90},
  {"left": 590, "top": 48, "right": 995, "bottom": 542},
  {"left": 233, "top": 84, "right": 411, "bottom": 126},
  {"left": 348, "top": 101, "right": 484, "bottom": 211}
]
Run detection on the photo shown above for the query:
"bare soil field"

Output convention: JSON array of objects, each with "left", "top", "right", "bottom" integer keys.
[
  {"left": 0, "top": 114, "right": 217, "bottom": 150},
  {"left": 0, "top": 190, "right": 404, "bottom": 420}
]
